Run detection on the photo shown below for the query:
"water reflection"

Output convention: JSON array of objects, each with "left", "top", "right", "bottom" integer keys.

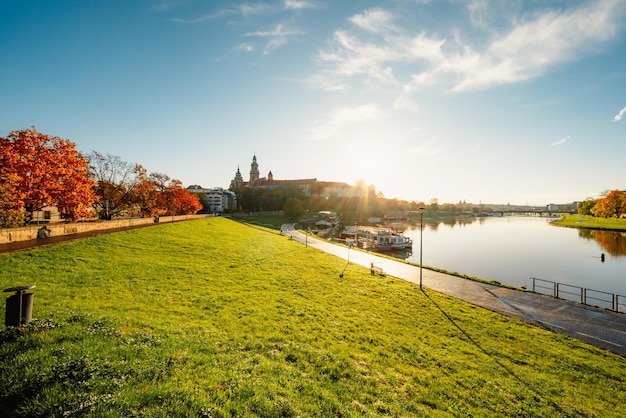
[
  {"left": 389, "top": 216, "right": 626, "bottom": 295},
  {"left": 399, "top": 216, "right": 626, "bottom": 258},
  {"left": 405, "top": 216, "right": 483, "bottom": 232},
  {"left": 578, "top": 229, "right": 626, "bottom": 256}
]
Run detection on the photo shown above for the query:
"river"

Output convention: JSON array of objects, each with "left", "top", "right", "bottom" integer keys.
[{"left": 396, "top": 216, "right": 626, "bottom": 297}]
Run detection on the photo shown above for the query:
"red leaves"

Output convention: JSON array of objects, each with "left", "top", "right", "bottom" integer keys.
[{"left": 0, "top": 127, "right": 96, "bottom": 223}]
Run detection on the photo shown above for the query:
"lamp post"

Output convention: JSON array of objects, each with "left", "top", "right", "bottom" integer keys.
[
  {"left": 418, "top": 207, "right": 425, "bottom": 290},
  {"left": 305, "top": 210, "right": 309, "bottom": 247}
]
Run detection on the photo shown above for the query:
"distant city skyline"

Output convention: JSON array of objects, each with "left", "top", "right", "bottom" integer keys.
[{"left": 1, "top": 1, "right": 625, "bottom": 205}]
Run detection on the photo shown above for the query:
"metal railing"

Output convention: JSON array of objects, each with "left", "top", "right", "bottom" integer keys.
[{"left": 530, "top": 277, "right": 625, "bottom": 313}]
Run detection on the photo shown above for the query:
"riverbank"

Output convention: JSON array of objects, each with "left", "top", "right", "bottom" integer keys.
[{"left": 551, "top": 214, "right": 626, "bottom": 231}]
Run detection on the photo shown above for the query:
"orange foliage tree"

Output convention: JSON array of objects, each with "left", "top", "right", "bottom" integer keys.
[
  {"left": 130, "top": 172, "right": 201, "bottom": 217},
  {"left": 0, "top": 148, "right": 25, "bottom": 227},
  {"left": 131, "top": 165, "right": 162, "bottom": 217},
  {"left": 592, "top": 190, "right": 626, "bottom": 218},
  {"left": 170, "top": 182, "right": 202, "bottom": 215},
  {"left": 0, "top": 128, "right": 96, "bottom": 225}
]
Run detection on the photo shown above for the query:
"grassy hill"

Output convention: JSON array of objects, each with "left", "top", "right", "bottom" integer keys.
[{"left": 0, "top": 218, "right": 624, "bottom": 417}]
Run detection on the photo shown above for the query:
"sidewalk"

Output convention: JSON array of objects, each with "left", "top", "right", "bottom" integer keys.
[{"left": 285, "top": 228, "right": 626, "bottom": 357}]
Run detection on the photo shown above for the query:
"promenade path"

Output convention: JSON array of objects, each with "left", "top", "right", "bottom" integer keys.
[{"left": 282, "top": 225, "right": 626, "bottom": 357}]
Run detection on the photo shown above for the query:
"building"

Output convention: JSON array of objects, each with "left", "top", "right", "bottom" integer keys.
[
  {"left": 230, "top": 155, "right": 364, "bottom": 198},
  {"left": 187, "top": 185, "right": 237, "bottom": 213}
]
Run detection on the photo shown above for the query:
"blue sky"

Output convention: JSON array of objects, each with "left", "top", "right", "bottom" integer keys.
[{"left": 1, "top": 0, "right": 625, "bottom": 205}]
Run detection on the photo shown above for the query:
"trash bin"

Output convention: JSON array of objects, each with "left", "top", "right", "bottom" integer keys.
[{"left": 4, "top": 285, "right": 35, "bottom": 327}]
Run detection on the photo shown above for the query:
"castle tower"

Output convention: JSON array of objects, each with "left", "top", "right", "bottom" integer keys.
[
  {"left": 249, "top": 155, "right": 260, "bottom": 186},
  {"left": 230, "top": 166, "right": 244, "bottom": 189}
]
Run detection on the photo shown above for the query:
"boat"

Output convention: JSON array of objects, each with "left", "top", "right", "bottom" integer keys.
[
  {"left": 366, "top": 228, "right": 412, "bottom": 251},
  {"left": 367, "top": 229, "right": 394, "bottom": 251},
  {"left": 389, "top": 235, "right": 412, "bottom": 249},
  {"left": 315, "top": 211, "right": 338, "bottom": 229}
]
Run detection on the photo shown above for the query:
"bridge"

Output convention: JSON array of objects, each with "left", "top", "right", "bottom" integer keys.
[{"left": 476, "top": 209, "right": 576, "bottom": 217}]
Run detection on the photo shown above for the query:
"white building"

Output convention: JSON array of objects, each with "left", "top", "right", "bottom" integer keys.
[{"left": 187, "top": 186, "right": 237, "bottom": 213}]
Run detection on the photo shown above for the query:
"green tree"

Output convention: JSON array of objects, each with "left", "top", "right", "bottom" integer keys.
[
  {"left": 283, "top": 197, "right": 304, "bottom": 222},
  {"left": 429, "top": 198, "right": 439, "bottom": 212},
  {"left": 578, "top": 199, "right": 595, "bottom": 216},
  {"left": 194, "top": 193, "right": 211, "bottom": 213}
]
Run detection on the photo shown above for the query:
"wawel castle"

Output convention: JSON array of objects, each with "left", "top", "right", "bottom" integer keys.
[{"left": 189, "top": 155, "right": 368, "bottom": 213}]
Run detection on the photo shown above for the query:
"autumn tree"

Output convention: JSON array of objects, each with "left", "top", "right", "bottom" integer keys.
[
  {"left": 0, "top": 128, "right": 96, "bottom": 225},
  {"left": 169, "top": 182, "right": 202, "bottom": 215},
  {"left": 153, "top": 177, "right": 201, "bottom": 216},
  {"left": 0, "top": 174, "right": 24, "bottom": 227},
  {"left": 131, "top": 165, "right": 162, "bottom": 217},
  {"left": 147, "top": 172, "right": 173, "bottom": 214},
  {"left": 131, "top": 173, "right": 201, "bottom": 216},
  {"left": 592, "top": 190, "right": 626, "bottom": 218},
  {"left": 0, "top": 137, "right": 24, "bottom": 227},
  {"left": 87, "top": 151, "right": 139, "bottom": 220}
]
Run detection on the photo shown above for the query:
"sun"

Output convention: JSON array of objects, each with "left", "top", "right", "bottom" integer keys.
[{"left": 346, "top": 148, "right": 395, "bottom": 195}]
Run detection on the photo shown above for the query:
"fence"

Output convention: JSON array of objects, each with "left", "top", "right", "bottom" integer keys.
[{"left": 530, "top": 277, "right": 625, "bottom": 313}]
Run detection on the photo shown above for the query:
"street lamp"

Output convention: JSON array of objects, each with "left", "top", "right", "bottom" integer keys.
[
  {"left": 418, "top": 207, "right": 425, "bottom": 290},
  {"left": 305, "top": 210, "right": 309, "bottom": 248}
]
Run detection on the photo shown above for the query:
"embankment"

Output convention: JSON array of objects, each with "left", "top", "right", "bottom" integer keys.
[{"left": 0, "top": 215, "right": 207, "bottom": 245}]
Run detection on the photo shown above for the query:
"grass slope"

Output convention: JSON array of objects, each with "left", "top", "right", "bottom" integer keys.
[
  {"left": 552, "top": 215, "right": 626, "bottom": 231},
  {"left": 0, "top": 218, "right": 624, "bottom": 417}
]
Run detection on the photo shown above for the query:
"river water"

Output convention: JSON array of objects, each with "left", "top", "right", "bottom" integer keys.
[{"left": 397, "top": 216, "right": 626, "bottom": 297}]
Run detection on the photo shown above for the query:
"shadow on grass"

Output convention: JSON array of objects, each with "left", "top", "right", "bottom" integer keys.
[
  {"left": 231, "top": 218, "right": 282, "bottom": 234},
  {"left": 421, "top": 289, "right": 567, "bottom": 414}
]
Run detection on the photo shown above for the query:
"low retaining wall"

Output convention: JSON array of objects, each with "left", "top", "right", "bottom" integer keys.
[{"left": 0, "top": 215, "right": 207, "bottom": 244}]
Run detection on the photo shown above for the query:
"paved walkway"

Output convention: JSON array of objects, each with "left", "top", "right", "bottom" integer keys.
[{"left": 283, "top": 226, "right": 626, "bottom": 357}]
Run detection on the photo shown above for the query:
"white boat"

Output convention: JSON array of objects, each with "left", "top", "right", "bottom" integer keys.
[
  {"left": 366, "top": 228, "right": 412, "bottom": 251},
  {"left": 389, "top": 235, "right": 412, "bottom": 249}
]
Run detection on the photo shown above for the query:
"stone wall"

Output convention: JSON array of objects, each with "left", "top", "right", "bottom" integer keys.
[{"left": 0, "top": 215, "right": 207, "bottom": 244}]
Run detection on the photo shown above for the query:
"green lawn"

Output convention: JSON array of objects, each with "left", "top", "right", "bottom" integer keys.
[
  {"left": 230, "top": 213, "right": 286, "bottom": 230},
  {"left": 0, "top": 218, "right": 624, "bottom": 417},
  {"left": 552, "top": 214, "right": 626, "bottom": 231}
]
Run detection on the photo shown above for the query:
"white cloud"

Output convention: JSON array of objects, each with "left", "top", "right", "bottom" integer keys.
[
  {"left": 172, "top": 3, "right": 272, "bottom": 23},
  {"left": 284, "top": 0, "right": 316, "bottom": 10},
  {"left": 244, "top": 24, "right": 302, "bottom": 55},
  {"left": 237, "top": 4, "right": 273, "bottom": 17},
  {"left": 312, "top": 1, "right": 626, "bottom": 94},
  {"left": 349, "top": 8, "right": 397, "bottom": 35},
  {"left": 454, "top": 0, "right": 624, "bottom": 91},
  {"left": 551, "top": 135, "right": 571, "bottom": 146},
  {"left": 316, "top": 29, "right": 409, "bottom": 86},
  {"left": 393, "top": 95, "right": 419, "bottom": 112},
  {"left": 232, "top": 43, "right": 254, "bottom": 53},
  {"left": 310, "top": 104, "right": 380, "bottom": 140},
  {"left": 613, "top": 106, "right": 626, "bottom": 122}
]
